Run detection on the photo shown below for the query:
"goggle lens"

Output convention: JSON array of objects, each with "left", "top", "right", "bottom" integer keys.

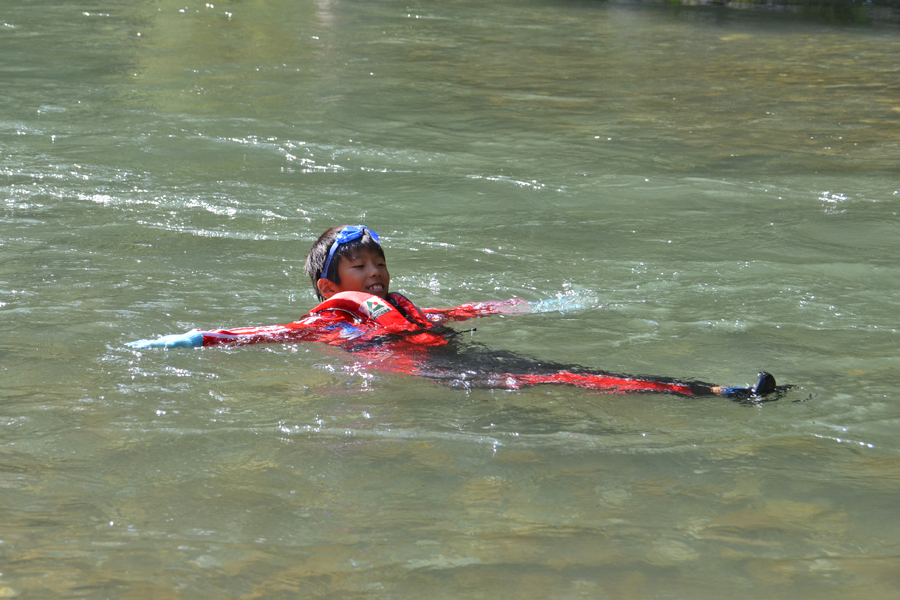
[{"left": 320, "top": 225, "right": 380, "bottom": 282}]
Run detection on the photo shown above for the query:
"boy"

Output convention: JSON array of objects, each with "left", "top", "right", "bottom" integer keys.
[
  {"left": 129, "top": 224, "right": 783, "bottom": 399},
  {"left": 306, "top": 224, "right": 391, "bottom": 301}
]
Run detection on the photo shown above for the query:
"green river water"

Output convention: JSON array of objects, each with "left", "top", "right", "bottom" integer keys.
[{"left": 2, "top": 0, "right": 900, "bottom": 597}]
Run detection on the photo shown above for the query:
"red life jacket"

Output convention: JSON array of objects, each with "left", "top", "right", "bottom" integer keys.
[{"left": 308, "top": 291, "right": 451, "bottom": 347}]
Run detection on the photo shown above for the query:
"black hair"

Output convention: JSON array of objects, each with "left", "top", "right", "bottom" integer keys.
[{"left": 304, "top": 225, "right": 385, "bottom": 300}]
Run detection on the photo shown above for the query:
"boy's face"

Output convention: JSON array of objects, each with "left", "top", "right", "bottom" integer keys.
[{"left": 317, "top": 248, "right": 390, "bottom": 300}]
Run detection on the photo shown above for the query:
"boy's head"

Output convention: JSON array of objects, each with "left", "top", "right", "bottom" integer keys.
[{"left": 304, "top": 225, "right": 389, "bottom": 301}]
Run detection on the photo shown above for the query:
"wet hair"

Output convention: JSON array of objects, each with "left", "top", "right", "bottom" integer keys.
[{"left": 304, "top": 225, "right": 385, "bottom": 300}]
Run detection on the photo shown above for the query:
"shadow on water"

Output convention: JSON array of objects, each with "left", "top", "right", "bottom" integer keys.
[{"left": 578, "top": 0, "right": 900, "bottom": 25}]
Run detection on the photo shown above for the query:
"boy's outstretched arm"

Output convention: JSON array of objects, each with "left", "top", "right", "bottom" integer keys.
[
  {"left": 126, "top": 314, "right": 356, "bottom": 349},
  {"left": 421, "top": 298, "right": 532, "bottom": 323},
  {"left": 422, "top": 295, "right": 602, "bottom": 324}
]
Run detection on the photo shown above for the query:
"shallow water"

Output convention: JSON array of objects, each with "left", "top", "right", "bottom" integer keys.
[{"left": 2, "top": 0, "right": 900, "bottom": 597}]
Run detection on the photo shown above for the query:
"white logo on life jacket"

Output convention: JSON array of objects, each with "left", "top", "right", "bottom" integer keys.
[{"left": 363, "top": 298, "right": 392, "bottom": 319}]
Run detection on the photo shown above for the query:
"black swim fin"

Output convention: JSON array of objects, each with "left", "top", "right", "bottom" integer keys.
[
  {"left": 720, "top": 371, "right": 789, "bottom": 402},
  {"left": 751, "top": 371, "right": 777, "bottom": 396}
]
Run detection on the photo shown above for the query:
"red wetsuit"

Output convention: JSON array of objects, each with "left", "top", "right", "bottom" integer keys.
[{"left": 185, "top": 291, "right": 700, "bottom": 396}]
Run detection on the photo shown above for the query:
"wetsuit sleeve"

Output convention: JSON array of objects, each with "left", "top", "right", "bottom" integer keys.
[
  {"left": 421, "top": 298, "right": 531, "bottom": 323},
  {"left": 126, "top": 331, "right": 205, "bottom": 349},
  {"left": 127, "top": 313, "right": 354, "bottom": 348}
]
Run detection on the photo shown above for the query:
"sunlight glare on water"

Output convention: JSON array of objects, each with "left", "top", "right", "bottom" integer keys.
[{"left": 2, "top": 0, "right": 900, "bottom": 597}]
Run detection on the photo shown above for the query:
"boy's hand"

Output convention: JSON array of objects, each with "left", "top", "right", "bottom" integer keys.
[{"left": 126, "top": 331, "right": 204, "bottom": 349}]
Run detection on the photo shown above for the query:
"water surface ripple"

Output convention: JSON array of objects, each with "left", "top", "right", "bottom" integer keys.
[{"left": 2, "top": 0, "right": 900, "bottom": 598}]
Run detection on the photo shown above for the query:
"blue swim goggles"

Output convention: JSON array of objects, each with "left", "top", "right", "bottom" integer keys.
[{"left": 320, "top": 225, "right": 381, "bottom": 282}]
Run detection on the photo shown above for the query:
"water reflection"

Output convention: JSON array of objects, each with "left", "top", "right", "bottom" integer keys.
[{"left": 120, "top": 0, "right": 900, "bottom": 176}]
